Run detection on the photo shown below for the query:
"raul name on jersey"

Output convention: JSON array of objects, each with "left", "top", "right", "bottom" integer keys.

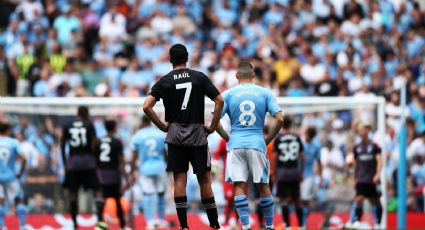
[{"left": 174, "top": 71, "right": 190, "bottom": 80}]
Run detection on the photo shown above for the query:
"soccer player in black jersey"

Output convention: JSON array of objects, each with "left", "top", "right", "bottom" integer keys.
[
  {"left": 94, "top": 120, "right": 127, "bottom": 230},
  {"left": 273, "top": 116, "right": 305, "bottom": 228},
  {"left": 143, "top": 44, "right": 224, "bottom": 229},
  {"left": 61, "top": 106, "right": 101, "bottom": 229},
  {"left": 346, "top": 123, "right": 382, "bottom": 229}
]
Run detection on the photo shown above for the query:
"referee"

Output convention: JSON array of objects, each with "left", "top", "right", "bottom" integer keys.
[{"left": 143, "top": 44, "right": 224, "bottom": 229}]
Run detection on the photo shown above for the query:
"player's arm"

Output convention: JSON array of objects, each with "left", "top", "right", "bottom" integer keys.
[
  {"left": 143, "top": 95, "right": 169, "bottom": 132},
  {"left": 205, "top": 95, "right": 224, "bottom": 134},
  {"left": 16, "top": 154, "right": 26, "bottom": 179},
  {"left": 373, "top": 151, "right": 382, "bottom": 184},
  {"left": 215, "top": 122, "right": 229, "bottom": 142},
  {"left": 265, "top": 112, "right": 284, "bottom": 145},
  {"left": 300, "top": 150, "right": 305, "bottom": 181},
  {"left": 117, "top": 141, "right": 128, "bottom": 183},
  {"left": 316, "top": 150, "right": 322, "bottom": 180},
  {"left": 347, "top": 147, "right": 357, "bottom": 183},
  {"left": 60, "top": 128, "right": 67, "bottom": 168},
  {"left": 130, "top": 150, "right": 138, "bottom": 175}
]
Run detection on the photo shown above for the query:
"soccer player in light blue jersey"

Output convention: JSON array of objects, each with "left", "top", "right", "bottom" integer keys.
[
  {"left": 0, "top": 122, "right": 27, "bottom": 230},
  {"left": 131, "top": 116, "right": 167, "bottom": 229},
  {"left": 301, "top": 126, "right": 322, "bottom": 228},
  {"left": 217, "top": 61, "right": 284, "bottom": 230}
]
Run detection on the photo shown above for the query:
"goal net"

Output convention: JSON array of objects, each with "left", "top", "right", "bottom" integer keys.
[{"left": 0, "top": 96, "right": 386, "bottom": 229}]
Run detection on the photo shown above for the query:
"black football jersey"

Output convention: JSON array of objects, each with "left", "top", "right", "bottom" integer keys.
[
  {"left": 150, "top": 68, "right": 220, "bottom": 124},
  {"left": 353, "top": 141, "right": 381, "bottom": 183},
  {"left": 63, "top": 119, "right": 96, "bottom": 156},
  {"left": 274, "top": 133, "right": 304, "bottom": 168},
  {"left": 95, "top": 136, "right": 123, "bottom": 170}
]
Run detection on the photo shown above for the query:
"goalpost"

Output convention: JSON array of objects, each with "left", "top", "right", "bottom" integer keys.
[{"left": 0, "top": 96, "right": 387, "bottom": 228}]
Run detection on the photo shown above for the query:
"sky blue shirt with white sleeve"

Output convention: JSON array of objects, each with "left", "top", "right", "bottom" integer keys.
[
  {"left": 131, "top": 126, "right": 166, "bottom": 176},
  {"left": 222, "top": 83, "right": 282, "bottom": 153},
  {"left": 0, "top": 136, "right": 22, "bottom": 182}
]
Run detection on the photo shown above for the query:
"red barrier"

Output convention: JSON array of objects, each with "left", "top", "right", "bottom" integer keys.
[{"left": 3, "top": 213, "right": 425, "bottom": 229}]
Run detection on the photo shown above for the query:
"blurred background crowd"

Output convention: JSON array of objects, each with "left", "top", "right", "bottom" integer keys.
[{"left": 0, "top": 0, "right": 424, "bottom": 217}]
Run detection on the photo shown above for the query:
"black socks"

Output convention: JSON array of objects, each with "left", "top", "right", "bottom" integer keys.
[
  {"left": 202, "top": 197, "right": 220, "bottom": 229},
  {"left": 175, "top": 196, "right": 188, "bottom": 228}
]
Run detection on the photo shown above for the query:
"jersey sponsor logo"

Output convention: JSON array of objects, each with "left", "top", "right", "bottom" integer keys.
[
  {"left": 173, "top": 71, "right": 190, "bottom": 80},
  {"left": 358, "top": 154, "right": 374, "bottom": 161}
]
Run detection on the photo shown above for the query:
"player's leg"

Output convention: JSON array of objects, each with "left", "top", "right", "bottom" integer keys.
[
  {"left": 348, "top": 183, "right": 365, "bottom": 225},
  {"left": 276, "top": 181, "right": 291, "bottom": 227},
  {"left": 14, "top": 185, "right": 27, "bottom": 228},
  {"left": 234, "top": 182, "right": 250, "bottom": 230},
  {"left": 95, "top": 188, "right": 105, "bottom": 226},
  {"left": 227, "top": 149, "right": 250, "bottom": 229},
  {"left": 173, "top": 172, "right": 188, "bottom": 229},
  {"left": 65, "top": 170, "right": 80, "bottom": 229},
  {"left": 0, "top": 184, "right": 5, "bottom": 228},
  {"left": 140, "top": 175, "right": 158, "bottom": 229},
  {"left": 157, "top": 173, "right": 167, "bottom": 221},
  {"left": 167, "top": 144, "right": 190, "bottom": 229},
  {"left": 292, "top": 181, "right": 304, "bottom": 228},
  {"left": 368, "top": 185, "right": 382, "bottom": 227},
  {"left": 300, "top": 176, "right": 314, "bottom": 228},
  {"left": 110, "top": 185, "right": 125, "bottom": 229},
  {"left": 251, "top": 150, "right": 274, "bottom": 230},
  {"left": 192, "top": 146, "right": 220, "bottom": 229},
  {"left": 82, "top": 169, "right": 105, "bottom": 230},
  {"left": 253, "top": 185, "right": 264, "bottom": 228}
]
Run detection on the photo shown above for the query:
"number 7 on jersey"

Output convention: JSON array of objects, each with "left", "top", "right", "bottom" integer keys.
[{"left": 176, "top": 82, "right": 192, "bottom": 110}]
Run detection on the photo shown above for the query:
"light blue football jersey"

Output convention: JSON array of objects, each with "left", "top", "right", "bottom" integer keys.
[
  {"left": 302, "top": 138, "right": 321, "bottom": 177},
  {"left": 222, "top": 83, "right": 282, "bottom": 153},
  {"left": 0, "top": 136, "right": 22, "bottom": 182},
  {"left": 131, "top": 126, "right": 166, "bottom": 176}
]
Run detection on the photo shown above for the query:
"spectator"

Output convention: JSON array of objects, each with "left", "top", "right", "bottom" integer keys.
[
  {"left": 273, "top": 47, "right": 300, "bottom": 86},
  {"left": 15, "top": 0, "right": 44, "bottom": 22},
  {"left": 300, "top": 54, "right": 326, "bottom": 86},
  {"left": 53, "top": 5, "right": 81, "bottom": 45},
  {"left": 99, "top": 5, "right": 126, "bottom": 42},
  {"left": 407, "top": 131, "right": 425, "bottom": 161}
]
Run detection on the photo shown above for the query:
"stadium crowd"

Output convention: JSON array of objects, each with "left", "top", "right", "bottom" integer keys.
[{"left": 0, "top": 0, "right": 424, "bottom": 220}]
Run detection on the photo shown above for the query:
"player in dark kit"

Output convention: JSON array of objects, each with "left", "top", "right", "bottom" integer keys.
[
  {"left": 61, "top": 106, "right": 101, "bottom": 229},
  {"left": 346, "top": 123, "right": 382, "bottom": 229},
  {"left": 143, "top": 44, "right": 224, "bottom": 229},
  {"left": 273, "top": 116, "right": 305, "bottom": 228},
  {"left": 94, "top": 120, "right": 127, "bottom": 230}
]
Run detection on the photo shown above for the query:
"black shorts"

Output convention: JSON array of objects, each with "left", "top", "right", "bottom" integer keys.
[
  {"left": 63, "top": 169, "right": 99, "bottom": 193},
  {"left": 276, "top": 180, "right": 300, "bottom": 200},
  {"left": 355, "top": 183, "right": 379, "bottom": 198},
  {"left": 101, "top": 184, "right": 121, "bottom": 198},
  {"left": 167, "top": 144, "right": 210, "bottom": 174}
]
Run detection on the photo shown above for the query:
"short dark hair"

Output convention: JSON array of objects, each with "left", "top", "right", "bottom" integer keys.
[
  {"left": 77, "top": 106, "right": 90, "bottom": 121},
  {"left": 282, "top": 115, "right": 292, "bottom": 129},
  {"left": 104, "top": 120, "right": 116, "bottom": 133},
  {"left": 141, "top": 115, "right": 151, "bottom": 126},
  {"left": 236, "top": 61, "right": 255, "bottom": 78},
  {"left": 0, "top": 122, "right": 10, "bottom": 134},
  {"left": 306, "top": 126, "right": 317, "bottom": 139},
  {"left": 169, "top": 44, "right": 188, "bottom": 65}
]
